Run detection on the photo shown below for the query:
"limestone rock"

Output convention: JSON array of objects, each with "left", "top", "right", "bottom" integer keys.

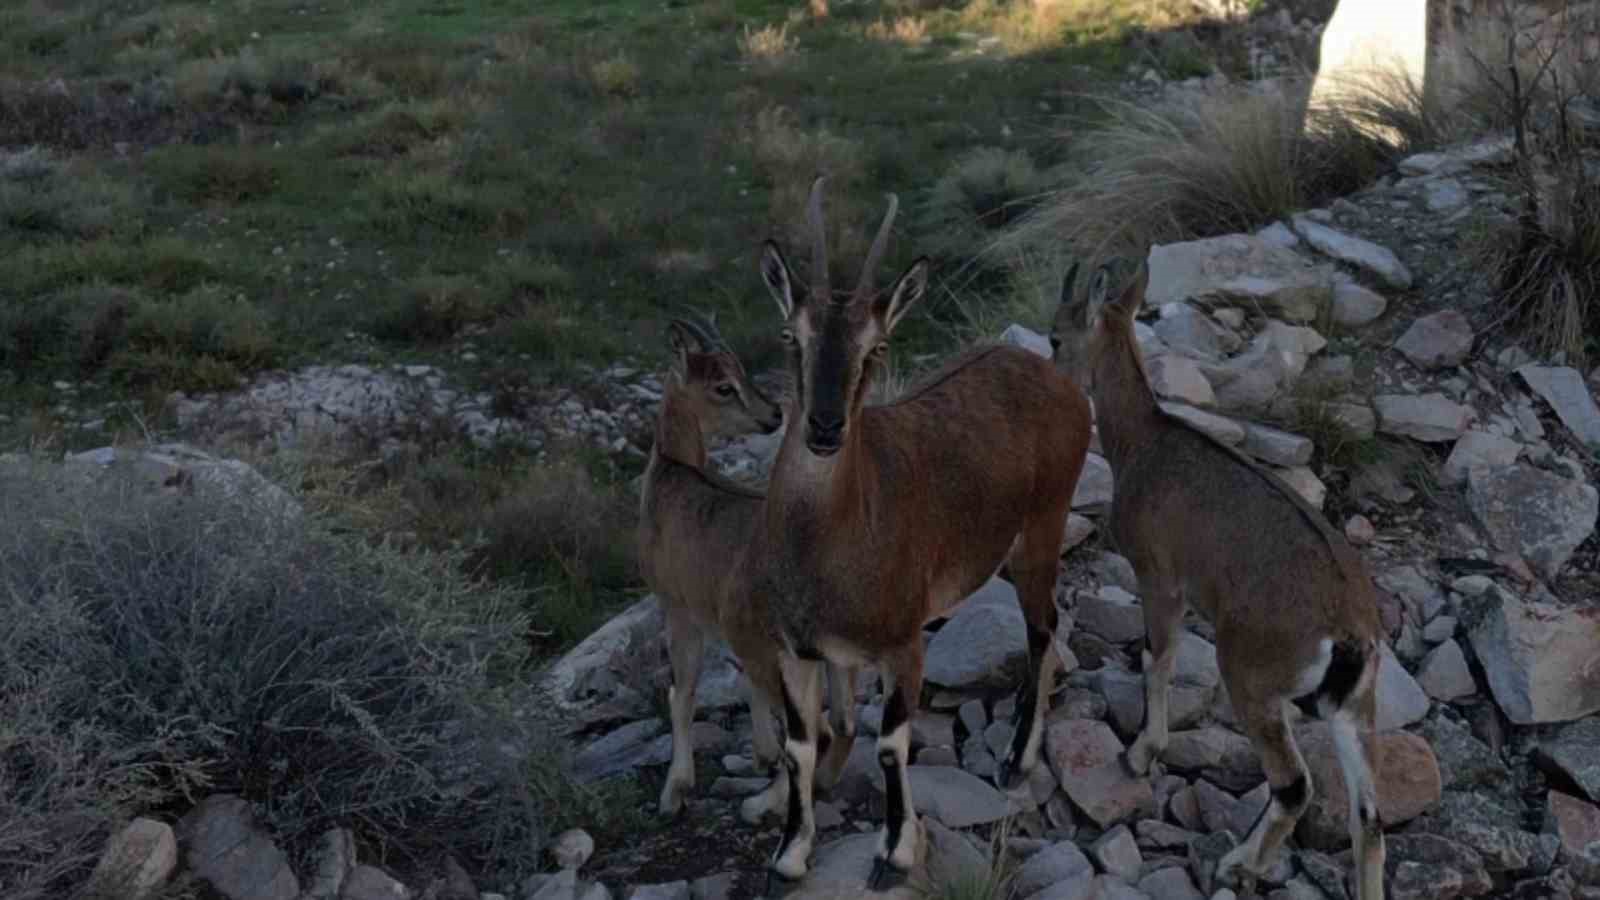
[
  {"left": 1239, "top": 423, "right": 1313, "bottom": 467},
  {"left": 1046, "top": 719, "right": 1155, "bottom": 828},
  {"left": 1536, "top": 717, "right": 1600, "bottom": 802},
  {"left": 1002, "top": 324, "right": 1053, "bottom": 359},
  {"left": 1148, "top": 356, "right": 1217, "bottom": 407},
  {"left": 1418, "top": 713, "right": 1512, "bottom": 794},
  {"left": 1415, "top": 791, "right": 1558, "bottom": 874},
  {"left": 1291, "top": 216, "right": 1413, "bottom": 290},
  {"left": 1376, "top": 393, "right": 1473, "bottom": 442},
  {"left": 86, "top": 818, "right": 178, "bottom": 900},
  {"left": 1274, "top": 466, "right": 1327, "bottom": 510},
  {"left": 1146, "top": 236, "right": 1334, "bottom": 324},
  {"left": 627, "top": 881, "right": 690, "bottom": 900},
  {"left": 892, "top": 766, "right": 1010, "bottom": 828},
  {"left": 1417, "top": 640, "right": 1475, "bottom": 702},
  {"left": 1091, "top": 826, "right": 1144, "bottom": 883},
  {"left": 1138, "top": 867, "right": 1204, "bottom": 900},
  {"left": 1078, "top": 586, "right": 1147, "bottom": 644},
  {"left": 1469, "top": 465, "right": 1599, "bottom": 582},
  {"left": 552, "top": 829, "right": 596, "bottom": 871},
  {"left": 1295, "top": 725, "right": 1441, "bottom": 850},
  {"left": 1395, "top": 310, "right": 1474, "bottom": 370},
  {"left": 1376, "top": 643, "right": 1431, "bottom": 731},
  {"left": 1550, "top": 791, "right": 1600, "bottom": 860},
  {"left": 1473, "top": 592, "right": 1600, "bottom": 725},
  {"left": 1330, "top": 280, "right": 1388, "bottom": 327},
  {"left": 1442, "top": 430, "right": 1522, "bottom": 486},
  {"left": 176, "top": 795, "right": 300, "bottom": 900},
  {"left": 340, "top": 866, "right": 410, "bottom": 900},
  {"left": 1345, "top": 514, "right": 1376, "bottom": 545},
  {"left": 306, "top": 829, "right": 357, "bottom": 900},
  {"left": 1154, "top": 306, "right": 1242, "bottom": 362},
  {"left": 926, "top": 578, "right": 1027, "bottom": 689},
  {"left": 1518, "top": 365, "right": 1600, "bottom": 449},
  {"left": 1015, "top": 839, "right": 1094, "bottom": 899},
  {"left": 1074, "top": 454, "right": 1115, "bottom": 510},
  {"left": 1382, "top": 835, "right": 1493, "bottom": 899},
  {"left": 1160, "top": 403, "right": 1245, "bottom": 445}
]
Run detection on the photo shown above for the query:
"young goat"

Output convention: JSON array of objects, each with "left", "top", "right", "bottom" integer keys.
[
  {"left": 1049, "top": 261, "right": 1385, "bottom": 899},
  {"left": 746, "top": 177, "right": 1093, "bottom": 890},
  {"left": 638, "top": 314, "right": 858, "bottom": 823}
]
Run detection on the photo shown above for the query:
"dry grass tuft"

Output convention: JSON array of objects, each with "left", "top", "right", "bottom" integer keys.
[
  {"left": 866, "top": 15, "right": 929, "bottom": 46},
  {"left": 739, "top": 22, "right": 796, "bottom": 63}
]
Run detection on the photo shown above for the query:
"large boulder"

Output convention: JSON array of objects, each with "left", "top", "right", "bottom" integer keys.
[
  {"left": 1467, "top": 464, "right": 1598, "bottom": 581},
  {"left": 1518, "top": 364, "right": 1600, "bottom": 449},
  {"left": 925, "top": 577, "right": 1029, "bottom": 690},
  {"left": 1146, "top": 236, "right": 1334, "bottom": 324},
  {"left": 1046, "top": 719, "right": 1155, "bottom": 828},
  {"left": 176, "top": 795, "right": 300, "bottom": 900},
  {"left": 1290, "top": 216, "right": 1413, "bottom": 290},
  {"left": 1295, "top": 725, "right": 1441, "bottom": 850},
  {"left": 1469, "top": 590, "right": 1600, "bottom": 725}
]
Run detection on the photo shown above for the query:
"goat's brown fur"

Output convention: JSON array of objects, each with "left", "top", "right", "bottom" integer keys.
[
  {"left": 1050, "top": 261, "right": 1385, "bottom": 900},
  {"left": 745, "top": 178, "right": 1093, "bottom": 887},
  {"left": 639, "top": 317, "right": 858, "bottom": 823}
]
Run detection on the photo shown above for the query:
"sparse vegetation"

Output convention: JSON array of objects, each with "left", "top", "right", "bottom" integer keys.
[{"left": 0, "top": 457, "right": 542, "bottom": 897}]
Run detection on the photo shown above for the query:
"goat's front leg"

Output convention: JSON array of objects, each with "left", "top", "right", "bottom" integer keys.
[
  {"left": 767, "top": 654, "right": 823, "bottom": 893},
  {"left": 869, "top": 643, "right": 926, "bottom": 890},
  {"left": 658, "top": 607, "right": 705, "bottom": 817},
  {"left": 1127, "top": 582, "right": 1183, "bottom": 776},
  {"left": 817, "top": 662, "right": 858, "bottom": 793}
]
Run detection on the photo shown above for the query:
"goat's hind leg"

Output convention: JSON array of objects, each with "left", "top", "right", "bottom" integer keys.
[
  {"left": 740, "top": 652, "right": 790, "bottom": 825},
  {"left": 1336, "top": 677, "right": 1386, "bottom": 900},
  {"left": 659, "top": 606, "right": 706, "bottom": 817},
  {"left": 1215, "top": 694, "right": 1312, "bottom": 893},
  {"left": 998, "top": 524, "right": 1064, "bottom": 789},
  {"left": 870, "top": 643, "right": 927, "bottom": 890},
  {"left": 1126, "top": 580, "right": 1183, "bottom": 776}
]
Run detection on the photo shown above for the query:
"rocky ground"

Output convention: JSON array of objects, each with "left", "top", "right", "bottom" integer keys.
[{"left": 51, "top": 137, "right": 1600, "bottom": 900}]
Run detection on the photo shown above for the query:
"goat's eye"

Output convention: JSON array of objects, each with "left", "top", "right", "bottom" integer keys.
[
  {"left": 781, "top": 329, "right": 796, "bottom": 345},
  {"left": 1049, "top": 336, "right": 1062, "bottom": 351},
  {"left": 871, "top": 342, "right": 889, "bottom": 357},
  {"left": 714, "top": 384, "right": 737, "bottom": 397}
]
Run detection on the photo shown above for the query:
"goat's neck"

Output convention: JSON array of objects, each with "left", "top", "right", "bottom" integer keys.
[
  {"left": 652, "top": 385, "right": 708, "bottom": 470},
  {"left": 767, "top": 400, "right": 870, "bottom": 530},
  {"left": 1091, "top": 330, "right": 1163, "bottom": 473}
]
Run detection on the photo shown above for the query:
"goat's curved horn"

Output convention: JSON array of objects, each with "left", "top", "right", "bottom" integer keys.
[
  {"left": 670, "top": 309, "right": 722, "bottom": 352},
  {"left": 853, "top": 192, "right": 899, "bottom": 302},
  {"left": 807, "top": 175, "right": 830, "bottom": 302}
]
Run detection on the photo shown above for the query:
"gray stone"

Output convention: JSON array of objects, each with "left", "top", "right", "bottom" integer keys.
[
  {"left": 1383, "top": 835, "right": 1493, "bottom": 900},
  {"left": 627, "top": 881, "right": 690, "bottom": 900},
  {"left": 1146, "top": 236, "right": 1335, "bottom": 324},
  {"left": 1518, "top": 365, "right": 1600, "bottom": 449},
  {"left": 1330, "top": 280, "right": 1388, "bottom": 328},
  {"left": 1549, "top": 790, "right": 1600, "bottom": 861},
  {"left": 917, "top": 745, "right": 958, "bottom": 767},
  {"left": 984, "top": 721, "right": 1015, "bottom": 759},
  {"left": 912, "top": 713, "right": 956, "bottom": 750},
  {"left": 1395, "top": 310, "right": 1474, "bottom": 370},
  {"left": 1159, "top": 403, "right": 1246, "bottom": 445},
  {"left": 962, "top": 735, "right": 997, "bottom": 780},
  {"left": 1424, "top": 178, "right": 1470, "bottom": 212},
  {"left": 1417, "top": 714, "right": 1511, "bottom": 794},
  {"left": 1239, "top": 423, "right": 1313, "bottom": 467},
  {"left": 1424, "top": 616, "right": 1457, "bottom": 643},
  {"left": 1137, "top": 868, "right": 1203, "bottom": 900},
  {"left": 1079, "top": 586, "right": 1147, "bottom": 644},
  {"left": 1376, "top": 393, "right": 1474, "bottom": 442},
  {"left": 1376, "top": 643, "right": 1431, "bottom": 731},
  {"left": 340, "top": 866, "right": 409, "bottom": 900},
  {"left": 1442, "top": 430, "right": 1522, "bottom": 486},
  {"left": 552, "top": 829, "right": 595, "bottom": 871},
  {"left": 176, "top": 795, "right": 299, "bottom": 900},
  {"left": 926, "top": 578, "right": 1026, "bottom": 689},
  {"left": 1064, "top": 513, "right": 1098, "bottom": 554},
  {"left": 1468, "top": 466, "right": 1598, "bottom": 583},
  {"left": 1148, "top": 355, "right": 1217, "bottom": 407},
  {"left": 1274, "top": 466, "right": 1327, "bottom": 510},
  {"left": 1175, "top": 633, "right": 1220, "bottom": 689},
  {"left": 1074, "top": 454, "right": 1115, "bottom": 510},
  {"left": 306, "top": 829, "right": 356, "bottom": 899},
  {"left": 959, "top": 699, "right": 988, "bottom": 739},
  {"left": 1003, "top": 324, "right": 1053, "bottom": 359},
  {"left": 1047, "top": 719, "right": 1154, "bottom": 828},
  {"left": 1092, "top": 826, "right": 1144, "bottom": 883},
  {"left": 1417, "top": 640, "right": 1475, "bottom": 702},
  {"left": 1376, "top": 565, "right": 1446, "bottom": 623},
  {"left": 1536, "top": 717, "right": 1600, "bottom": 803},
  {"left": 1093, "top": 553, "right": 1141, "bottom": 594},
  {"left": 1015, "top": 839, "right": 1095, "bottom": 899},
  {"left": 1327, "top": 401, "right": 1377, "bottom": 440},
  {"left": 1345, "top": 514, "right": 1376, "bottom": 546},
  {"left": 1076, "top": 875, "right": 1150, "bottom": 900},
  {"left": 1296, "top": 724, "right": 1442, "bottom": 850},
  {"left": 689, "top": 873, "right": 736, "bottom": 900},
  {"left": 1415, "top": 791, "right": 1555, "bottom": 874},
  {"left": 1290, "top": 216, "right": 1413, "bottom": 290},
  {"left": 1165, "top": 728, "right": 1262, "bottom": 783},
  {"left": 1154, "top": 306, "right": 1242, "bottom": 362},
  {"left": 87, "top": 818, "right": 178, "bottom": 900},
  {"left": 885, "top": 766, "right": 1009, "bottom": 828}
]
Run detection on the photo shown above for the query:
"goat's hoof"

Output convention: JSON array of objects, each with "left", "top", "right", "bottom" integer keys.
[
  {"left": 867, "top": 857, "right": 910, "bottom": 892},
  {"left": 764, "top": 868, "right": 802, "bottom": 899}
]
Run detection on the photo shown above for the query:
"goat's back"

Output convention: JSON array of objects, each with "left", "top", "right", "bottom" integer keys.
[
  {"left": 639, "top": 457, "right": 763, "bottom": 631},
  {"left": 1109, "top": 415, "right": 1380, "bottom": 653}
]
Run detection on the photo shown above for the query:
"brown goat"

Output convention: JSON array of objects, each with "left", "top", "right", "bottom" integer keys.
[
  {"left": 1050, "top": 261, "right": 1385, "bottom": 899},
  {"left": 743, "top": 177, "right": 1093, "bottom": 890},
  {"left": 638, "top": 314, "right": 859, "bottom": 823}
]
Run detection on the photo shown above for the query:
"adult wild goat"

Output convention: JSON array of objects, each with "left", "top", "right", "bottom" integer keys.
[
  {"left": 1050, "top": 261, "right": 1385, "bottom": 900},
  {"left": 638, "top": 313, "right": 859, "bottom": 823},
  {"left": 746, "top": 177, "right": 1093, "bottom": 890}
]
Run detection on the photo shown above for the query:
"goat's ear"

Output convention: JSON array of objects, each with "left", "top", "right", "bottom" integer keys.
[
  {"left": 1058, "top": 261, "right": 1080, "bottom": 310},
  {"left": 874, "top": 257, "right": 929, "bottom": 335},
  {"left": 760, "top": 241, "right": 798, "bottom": 320},
  {"left": 667, "top": 321, "right": 696, "bottom": 373},
  {"left": 1081, "top": 264, "right": 1113, "bottom": 327},
  {"left": 1107, "top": 261, "right": 1148, "bottom": 323}
]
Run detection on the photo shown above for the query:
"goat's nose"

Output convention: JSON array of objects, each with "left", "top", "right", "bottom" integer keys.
[{"left": 807, "top": 413, "right": 844, "bottom": 438}]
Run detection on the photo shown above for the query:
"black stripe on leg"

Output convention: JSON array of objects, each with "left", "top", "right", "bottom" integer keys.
[
  {"left": 1292, "top": 640, "right": 1368, "bottom": 718},
  {"left": 777, "top": 675, "right": 807, "bottom": 854},
  {"left": 1273, "top": 774, "right": 1310, "bottom": 816},
  {"left": 1007, "top": 624, "right": 1052, "bottom": 762},
  {"left": 879, "top": 686, "right": 909, "bottom": 863}
]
